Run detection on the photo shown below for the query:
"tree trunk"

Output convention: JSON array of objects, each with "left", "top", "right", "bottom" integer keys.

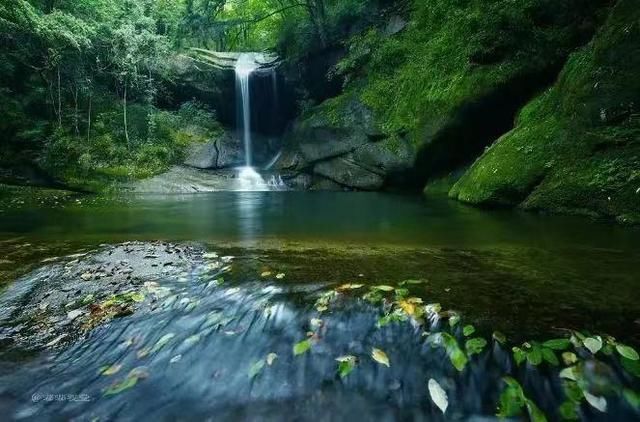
[
  {"left": 122, "top": 81, "right": 131, "bottom": 150},
  {"left": 123, "top": 81, "right": 130, "bottom": 149},
  {"left": 57, "top": 67, "right": 62, "bottom": 127},
  {"left": 73, "top": 85, "right": 79, "bottom": 136},
  {"left": 87, "top": 90, "right": 92, "bottom": 143}
]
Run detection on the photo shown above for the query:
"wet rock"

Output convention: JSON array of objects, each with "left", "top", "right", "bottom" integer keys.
[{"left": 66, "top": 310, "right": 84, "bottom": 321}]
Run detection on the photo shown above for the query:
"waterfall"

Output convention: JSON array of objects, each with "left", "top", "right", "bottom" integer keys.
[{"left": 235, "top": 53, "right": 258, "bottom": 167}]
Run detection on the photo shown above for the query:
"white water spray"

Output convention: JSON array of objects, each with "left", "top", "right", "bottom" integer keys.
[{"left": 235, "top": 53, "right": 258, "bottom": 167}]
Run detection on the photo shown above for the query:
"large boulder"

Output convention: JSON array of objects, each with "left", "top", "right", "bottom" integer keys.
[
  {"left": 276, "top": 94, "right": 415, "bottom": 190},
  {"left": 185, "top": 131, "right": 281, "bottom": 170}
]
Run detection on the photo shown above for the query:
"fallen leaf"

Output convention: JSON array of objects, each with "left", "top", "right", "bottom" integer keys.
[
  {"left": 266, "top": 353, "right": 278, "bottom": 366},
  {"left": 336, "top": 355, "right": 357, "bottom": 378},
  {"left": 374, "top": 285, "right": 394, "bottom": 292},
  {"left": 463, "top": 325, "right": 475, "bottom": 337},
  {"left": 260, "top": 271, "right": 272, "bottom": 278},
  {"left": 293, "top": 339, "right": 312, "bottom": 356},
  {"left": 100, "top": 364, "right": 122, "bottom": 376},
  {"left": 562, "top": 352, "right": 578, "bottom": 365},
  {"left": 275, "top": 273, "right": 285, "bottom": 279},
  {"left": 371, "top": 348, "right": 390, "bottom": 367},
  {"left": 428, "top": 378, "right": 448, "bottom": 414},
  {"left": 248, "top": 360, "right": 265, "bottom": 379}
]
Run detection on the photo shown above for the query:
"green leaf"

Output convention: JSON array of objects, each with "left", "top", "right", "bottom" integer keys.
[
  {"left": 428, "top": 378, "right": 448, "bottom": 414},
  {"left": 463, "top": 325, "right": 475, "bottom": 337},
  {"left": 465, "top": 337, "right": 487, "bottom": 356},
  {"left": 248, "top": 359, "right": 265, "bottom": 379},
  {"left": 525, "top": 398, "right": 548, "bottom": 422},
  {"left": 621, "top": 356, "right": 640, "bottom": 377},
  {"left": 130, "top": 292, "right": 145, "bottom": 303},
  {"left": 450, "top": 348, "right": 468, "bottom": 371},
  {"left": 293, "top": 339, "right": 312, "bottom": 356},
  {"left": 559, "top": 366, "right": 579, "bottom": 382},
  {"left": 616, "top": 344, "right": 639, "bottom": 361},
  {"left": 497, "top": 377, "right": 525, "bottom": 418},
  {"left": 371, "top": 347, "right": 390, "bottom": 367},
  {"left": 513, "top": 347, "right": 526, "bottom": 366},
  {"left": 526, "top": 344, "right": 543, "bottom": 366},
  {"left": 583, "top": 337, "right": 602, "bottom": 355},
  {"left": 559, "top": 401, "right": 579, "bottom": 420},
  {"left": 449, "top": 314, "right": 460, "bottom": 328},
  {"left": 374, "top": 285, "right": 394, "bottom": 292},
  {"left": 562, "top": 352, "right": 578, "bottom": 365},
  {"left": 100, "top": 364, "right": 122, "bottom": 376},
  {"left": 150, "top": 333, "right": 175, "bottom": 354},
  {"left": 492, "top": 331, "right": 506, "bottom": 344},
  {"left": 336, "top": 355, "right": 357, "bottom": 378},
  {"left": 104, "top": 375, "right": 138, "bottom": 396},
  {"left": 623, "top": 389, "right": 640, "bottom": 409},
  {"left": 542, "top": 348, "right": 559, "bottom": 366},
  {"left": 543, "top": 338, "right": 570, "bottom": 351}
]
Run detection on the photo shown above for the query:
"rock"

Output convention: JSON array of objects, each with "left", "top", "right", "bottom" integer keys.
[
  {"left": 67, "top": 310, "right": 84, "bottom": 321},
  {"left": 314, "top": 156, "right": 385, "bottom": 191},
  {"left": 80, "top": 272, "right": 92, "bottom": 281}
]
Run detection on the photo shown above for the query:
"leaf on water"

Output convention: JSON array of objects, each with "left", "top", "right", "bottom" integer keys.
[
  {"left": 492, "top": 331, "right": 506, "bottom": 344},
  {"left": 463, "top": 325, "right": 475, "bottom": 337},
  {"left": 398, "top": 300, "right": 416, "bottom": 317},
  {"left": 260, "top": 271, "right": 272, "bottom": 278},
  {"left": 337, "top": 283, "right": 364, "bottom": 291},
  {"left": 428, "top": 378, "right": 448, "bottom": 414},
  {"left": 526, "top": 344, "right": 543, "bottom": 366},
  {"left": 583, "top": 391, "right": 607, "bottom": 412},
  {"left": 543, "top": 338, "right": 570, "bottom": 351},
  {"left": 450, "top": 348, "right": 468, "bottom": 372},
  {"left": 616, "top": 344, "right": 640, "bottom": 361},
  {"left": 623, "top": 389, "right": 640, "bottom": 409},
  {"left": 316, "top": 305, "right": 328, "bottom": 312},
  {"left": 310, "top": 318, "right": 323, "bottom": 329},
  {"left": 562, "top": 352, "right": 578, "bottom": 365},
  {"left": 449, "top": 314, "right": 461, "bottom": 328},
  {"left": 394, "top": 288, "right": 409, "bottom": 298},
  {"left": 100, "top": 364, "right": 122, "bottom": 376},
  {"left": 104, "top": 375, "right": 138, "bottom": 396},
  {"left": 374, "top": 285, "right": 395, "bottom": 292},
  {"left": 336, "top": 355, "right": 357, "bottom": 378},
  {"left": 266, "top": 353, "right": 278, "bottom": 366},
  {"left": 276, "top": 273, "right": 285, "bottom": 279},
  {"left": 371, "top": 348, "right": 390, "bottom": 367},
  {"left": 130, "top": 292, "right": 145, "bottom": 303},
  {"left": 559, "top": 366, "right": 579, "bottom": 381},
  {"left": 542, "top": 348, "right": 559, "bottom": 366},
  {"left": 513, "top": 347, "right": 526, "bottom": 366},
  {"left": 150, "top": 333, "right": 176, "bottom": 354},
  {"left": 248, "top": 359, "right": 266, "bottom": 379},
  {"left": 465, "top": 338, "right": 488, "bottom": 356},
  {"left": 525, "top": 398, "right": 548, "bottom": 422},
  {"left": 583, "top": 337, "right": 603, "bottom": 355},
  {"left": 403, "top": 279, "right": 427, "bottom": 285},
  {"left": 293, "top": 339, "right": 312, "bottom": 356}
]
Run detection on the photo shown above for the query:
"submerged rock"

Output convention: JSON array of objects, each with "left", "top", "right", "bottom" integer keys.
[{"left": 0, "top": 241, "right": 220, "bottom": 351}]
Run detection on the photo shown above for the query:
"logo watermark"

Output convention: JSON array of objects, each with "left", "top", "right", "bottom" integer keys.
[{"left": 31, "top": 393, "right": 92, "bottom": 403}]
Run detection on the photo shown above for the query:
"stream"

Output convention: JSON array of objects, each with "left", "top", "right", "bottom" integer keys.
[{"left": 0, "top": 192, "right": 639, "bottom": 420}]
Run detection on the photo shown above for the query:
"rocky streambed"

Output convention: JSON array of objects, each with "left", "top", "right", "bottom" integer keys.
[{"left": 0, "top": 242, "right": 231, "bottom": 352}]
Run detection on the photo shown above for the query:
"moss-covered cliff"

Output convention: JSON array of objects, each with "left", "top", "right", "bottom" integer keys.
[
  {"left": 280, "top": 0, "right": 611, "bottom": 189},
  {"left": 450, "top": 0, "right": 640, "bottom": 223}
]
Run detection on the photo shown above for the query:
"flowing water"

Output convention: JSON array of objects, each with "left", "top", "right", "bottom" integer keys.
[
  {"left": 0, "top": 192, "right": 639, "bottom": 420},
  {"left": 235, "top": 53, "right": 258, "bottom": 167}
]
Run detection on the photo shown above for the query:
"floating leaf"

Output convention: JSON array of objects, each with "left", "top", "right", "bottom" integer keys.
[
  {"left": 371, "top": 348, "right": 390, "bottom": 367},
  {"left": 463, "top": 325, "right": 475, "bottom": 337},
  {"left": 428, "top": 378, "right": 448, "bottom": 414},
  {"left": 337, "top": 283, "right": 364, "bottom": 291},
  {"left": 310, "top": 318, "right": 323, "bottom": 329},
  {"left": 449, "top": 314, "right": 461, "bottom": 328},
  {"left": 275, "top": 273, "right": 286, "bottom": 279},
  {"left": 266, "top": 353, "right": 278, "bottom": 366},
  {"left": 525, "top": 398, "right": 548, "bottom": 422},
  {"left": 616, "top": 344, "right": 639, "bottom": 361},
  {"left": 293, "top": 339, "right": 312, "bottom": 356},
  {"left": 394, "top": 288, "right": 409, "bottom": 298},
  {"left": 543, "top": 339, "right": 570, "bottom": 351},
  {"left": 542, "top": 348, "right": 559, "bottom": 366},
  {"left": 130, "top": 292, "right": 145, "bottom": 303},
  {"left": 150, "top": 333, "right": 175, "bottom": 354},
  {"left": 248, "top": 360, "right": 265, "bottom": 379},
  {"left": 623, "top": 389, "right": 640, "bottom": 409},
  {"left": 465, "top": 338, "right": 487, "bottom": 356},
  {"left": 100, "top": 364, "right": 122, "bottom": 376},
  {"left": 374, "top": 285, "right": 394, "bottom": 292},
  {"left": 492, "top": 331, "right": 506, "bottom": 344},
  {"left": 336, "top": 355, "right": 357, "bottom": 378},
  {"left": 104, "top": 375, "right": 138, "bottom": 396},
  {"left": 260, "top": 271, "right": 272, "bottom": 278},
  {"left": 513, "top": 347, "right": 526, "bottom": 366},
  {"left": 562, "top": 352, "right": 578, "bottom": 365},
  {"left": 583, "top": 391, "right": 607, "bottom": 412},
  {"left": 583, "top": 337, "right": 602, "bottom": 355},
  {"left": 622, "top": 356, "right": 640, "bottom": 377},
  {"left": 398, "top": 300, "right": 416, "bottom": 317},
  {"left": 203, "top": 252, "right": 218, "bottom": 259},
  {"left": 450, "top": 348, "right": 468, "bottom": 371}
]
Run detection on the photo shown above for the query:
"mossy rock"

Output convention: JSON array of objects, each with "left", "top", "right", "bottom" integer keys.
[{"left": 450, "top": 0, "right": 640, "bottom": 223}]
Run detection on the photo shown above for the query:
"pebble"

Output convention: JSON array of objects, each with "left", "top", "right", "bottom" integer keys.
[{"left": 66, "top": 310, "right": 84, "bottom": 321}]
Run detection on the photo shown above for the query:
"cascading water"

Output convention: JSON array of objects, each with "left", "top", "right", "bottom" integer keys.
[
  {"left": 235, "top": 53, "right": 258, "bottom": 167},
  {"left": 234, "top": 53, "right": 286, "bottom": 191}
]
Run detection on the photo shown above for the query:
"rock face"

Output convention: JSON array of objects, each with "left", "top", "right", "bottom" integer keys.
[
  {"left": 184, "top": 131, "right": 281, "bottom": 171},
  {"left": 276, "top": 95, "right": 415, "bottom": 190},
  {"left": 450, "top": 0, "right": 640, "bottom": 223}
]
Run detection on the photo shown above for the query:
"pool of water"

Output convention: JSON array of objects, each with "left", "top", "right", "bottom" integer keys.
[{"left": 0, "top": 192, "right": 638, "bottom": 420}]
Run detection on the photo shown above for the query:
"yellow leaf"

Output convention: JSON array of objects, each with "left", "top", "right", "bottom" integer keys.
[
  {"left": 398, "top": 300, "right": 416, "bottom": 316},
  {"left": 371, "top": 347, "right": 390, "bottom": 367},
  {"left": 275, "top": 273, "right": 286, "bottom": 279},
  {"left": 337, "top": 283, "right": 364, "bottom": 291},
  {"left": 375, "top": 285, "right": 394, "bottom": 292},
  {"left": 267, "top": 353, "right": 278, "bottom": 366},
  {"left": 261, "top": 271, "right": 272, "bottom": 278},
  {"left": 101, "top": 364, "right": 122, "bottom": 376}
]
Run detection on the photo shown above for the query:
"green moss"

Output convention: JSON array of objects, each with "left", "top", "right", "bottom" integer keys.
[
  {"left": 350, "top": 0, "right": 606, "bottom": 145},
  {"left": 451, "top": 0, "right": 640, "bottom": 222}
]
